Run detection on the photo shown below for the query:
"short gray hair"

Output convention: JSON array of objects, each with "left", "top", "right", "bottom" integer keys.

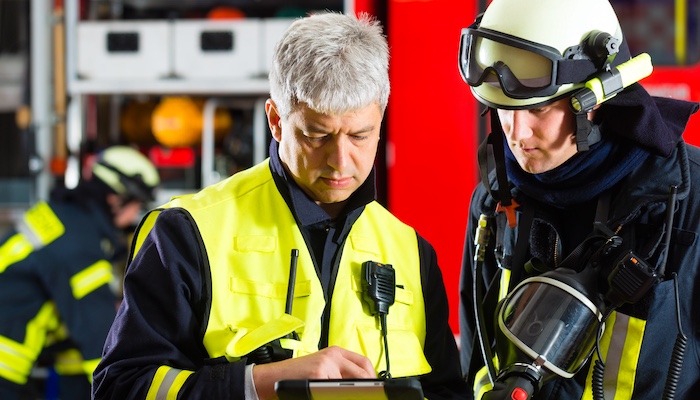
[{"left": 269, "top": 12, "right": 390, "bottom": 119}]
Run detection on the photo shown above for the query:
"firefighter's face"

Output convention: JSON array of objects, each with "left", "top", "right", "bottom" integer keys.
[
  {"left": 108, "top": 195, "right": 143, "bottom": 228},
  {"left": 497, "top": 98, "right": 580, "bottom": 174},
  {"left": 267, "top": 100, "right": 382, "bottom": 218}
]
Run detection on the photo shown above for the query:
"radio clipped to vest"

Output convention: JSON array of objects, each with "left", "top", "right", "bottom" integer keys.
[{"left": 362, "top": 261, "right": 396, "bottom": 379}]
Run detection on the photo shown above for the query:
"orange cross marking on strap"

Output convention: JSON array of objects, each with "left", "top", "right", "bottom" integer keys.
[{"left": 496, "top": 199, "right": 520, "bottom": 228}]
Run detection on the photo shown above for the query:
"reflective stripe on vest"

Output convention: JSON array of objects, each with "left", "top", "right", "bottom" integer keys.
[
  {"left": 83, "top": 358, "right": 101, "bottom": 383},
  {"left": 145, "top": 366, "right": 194, "bottom": 400},
  {"left": 52, "top": 348, "right": 100, "bottom": 383},
  {"left": 134, "top": 160, "right": 430, "bottom": 378},
  {"left": 0, "top": 302, "right": 60, "bottom": 384},
  {"left": 0, "top": 233, "right": 33, "bottom": 273},
  {"left": 498, "top": 268, "right": 511, "bottom": 301},
  {"left": 70, "top": 259, "right": 114, "bottom": 299},
  {"left": 473, "top": 358, "right": 499, "bottom": 400},
  {"left": 583, "top": 311, "right": 645, "bottom": 400},
  {"left": 0, "top": 202, "right": 65, "bottom": 273},
  {"left": 54, "top": 348, "right": 85, "bottom": 376}
]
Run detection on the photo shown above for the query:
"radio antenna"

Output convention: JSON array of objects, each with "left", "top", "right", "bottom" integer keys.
[{"left": 286, "top": 249, "right": 299, "bottom": 340}]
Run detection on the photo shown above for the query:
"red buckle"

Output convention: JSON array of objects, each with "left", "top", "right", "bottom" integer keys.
[{"left": 496, "top": 199, "right": 520, "bottom": 228}]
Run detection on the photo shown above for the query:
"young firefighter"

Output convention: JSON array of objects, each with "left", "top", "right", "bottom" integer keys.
[{"left": 457, "top": 0, "right": 700, "bottom": 399}]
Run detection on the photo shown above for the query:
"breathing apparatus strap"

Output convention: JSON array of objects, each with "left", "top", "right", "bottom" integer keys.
[
  {"left": 509, "top": 204, "right": 535, "bottom": 284},
  {"left": 593, "top": 190, "right": 616, "bottom": 237},
  {"left": 553, "top": 192, "right": 616, "bottom": 273},
  {"left": 478, "top": 109, "right": 519, "bottom": 228}
]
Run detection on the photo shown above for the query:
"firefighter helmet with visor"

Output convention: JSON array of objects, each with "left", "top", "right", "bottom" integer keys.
[
  {"left": 91, "top": 146, "right": 160, "bottom": 203},
  {"left": 459, "top": 0, "right": 626, "bottom": 109}
]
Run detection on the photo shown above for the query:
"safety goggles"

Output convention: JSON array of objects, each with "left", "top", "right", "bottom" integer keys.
[{"left": 459, "top": 21, "right": 597, "bottom": 99}]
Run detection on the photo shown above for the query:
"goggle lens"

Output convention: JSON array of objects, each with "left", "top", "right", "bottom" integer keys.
[{"left": 460, "top": 28, "right": 561, "bottom": 99}]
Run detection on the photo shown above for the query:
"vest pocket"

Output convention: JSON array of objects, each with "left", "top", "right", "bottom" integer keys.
[
  {"left": 225, "top": 278, "right": 313, "bottom": 343},
  {"left": 395, "top": 286, "right": 414, "bottom": 305},
  {"left": 348, "top": 235, "right": 381, "bottom": 258},
  {"left": 231, "top": 277, "right": 312, "bottom": 299}
]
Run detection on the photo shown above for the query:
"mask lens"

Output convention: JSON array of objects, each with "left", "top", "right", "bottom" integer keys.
[{"left": 499, "top": 278, "right": 601, "bottom": 377}]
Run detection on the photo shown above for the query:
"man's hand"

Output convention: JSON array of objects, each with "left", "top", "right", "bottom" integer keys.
[{"left": 252, "top": 346, "right": 376, "bottom": 400}]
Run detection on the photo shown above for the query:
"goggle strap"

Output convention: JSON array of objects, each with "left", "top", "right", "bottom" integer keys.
[{"left": 555, "top": 58, "right": 598, "bottom": 85}]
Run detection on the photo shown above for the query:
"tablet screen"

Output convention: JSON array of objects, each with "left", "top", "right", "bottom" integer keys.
[{"left": 275, "top": 378, "right": 423, "bottom": 400}]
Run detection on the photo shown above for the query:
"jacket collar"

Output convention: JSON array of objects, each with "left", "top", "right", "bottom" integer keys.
[{"left": 611, "top": 140, "right": 690, "bottom": 226}]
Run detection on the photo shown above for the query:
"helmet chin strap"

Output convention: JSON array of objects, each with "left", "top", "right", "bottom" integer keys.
[{"left": 575, "top": 107, "right": 602, "bottom": 152}]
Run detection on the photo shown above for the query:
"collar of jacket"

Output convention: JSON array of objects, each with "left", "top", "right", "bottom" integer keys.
[
  {"left": 610, "top": 140, "right": 690, "bottom": 226},
  {"left": 596, "top": 83, "right": 699, "bottom": 157}
]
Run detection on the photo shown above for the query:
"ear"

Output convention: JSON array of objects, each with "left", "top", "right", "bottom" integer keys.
[{"left": 265, "top": 99, "right": 282, "bottom": 142}]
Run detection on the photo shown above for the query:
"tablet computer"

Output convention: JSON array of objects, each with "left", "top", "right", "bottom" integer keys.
[{"left": 275, "top": 377, "right": 424, "bottom": 400}]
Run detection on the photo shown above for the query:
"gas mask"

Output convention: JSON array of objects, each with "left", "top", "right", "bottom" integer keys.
[{"left": 486, "top": 267, "right": 605, "bottom": 398}]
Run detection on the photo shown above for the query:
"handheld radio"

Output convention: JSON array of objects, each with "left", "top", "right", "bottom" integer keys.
[{"left": 362, "top": 261, "right": 396, "bottom": 379}]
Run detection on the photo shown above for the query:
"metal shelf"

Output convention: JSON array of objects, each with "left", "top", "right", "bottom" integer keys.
[
  {"left": 62, "top": 0, "right": 350, "bottom": 193},
  {"left": 62, "top": 0, "right": 278, "bottom": 191},
  {"left": 68, "top": 77, "right": 270, "bottom": 96}
]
